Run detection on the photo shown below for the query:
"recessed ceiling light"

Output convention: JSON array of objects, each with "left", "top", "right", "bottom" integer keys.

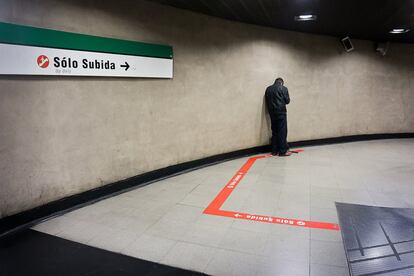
[
  {"left": 389, "top": 28, "right": 410, "bottom": 34},
  {"left": 294, "top": 14, "right": 317, "bottom": 21},
  {"left": 299, "top": 15, "right": 313, "bottom": 19}
]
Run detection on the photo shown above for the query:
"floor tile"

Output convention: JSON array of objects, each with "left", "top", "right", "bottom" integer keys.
[
  {"left": 310, "top": 240, "right": 348, "bottom": 267},
  {"left": 121, "top": 234, "right": 176, "bottom": 262},
  {"left": 204, "top": 249, "right": 268, "bottom": 276},
  {"left": 311, "top": 228, "right": 342, "bottom": 242},
  {"left": 310, "top": 263, "right": 350, "bottom": 276},
  {"left": 143, "top": 216, "right": 192, "bottom": 241},
  {"left": 263, "top": 231, "right": 310, "bottom": 262},
  {"left": 180, "top": 222, "right": 228, "bottom": 247},
  {"left": 86, "top": 226, "right": 141, "bottom": 253},
  {"left": 218, "top": 228, "right": 268, "bottom": 255},
  {"left": 161, "top": 241, "right": 216, "bottom": 272}
]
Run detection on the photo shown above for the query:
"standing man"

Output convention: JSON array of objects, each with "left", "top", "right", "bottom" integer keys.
[{"left": 265, "top": 77, "right": 291, "bottom": 156}]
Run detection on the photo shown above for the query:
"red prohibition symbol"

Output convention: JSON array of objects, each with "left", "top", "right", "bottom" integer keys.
[{"left": 37, "top": 55, "right": 50, "bottom": 68}]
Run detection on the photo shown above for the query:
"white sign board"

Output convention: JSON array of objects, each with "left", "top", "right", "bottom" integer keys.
[{"left": 0, "top": 43, "right": 173, "bottom": 78}]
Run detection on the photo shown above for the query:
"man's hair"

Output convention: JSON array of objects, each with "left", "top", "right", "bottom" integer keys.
[{"left": 275, "top": 77, "right": 284, "bottom": 85}]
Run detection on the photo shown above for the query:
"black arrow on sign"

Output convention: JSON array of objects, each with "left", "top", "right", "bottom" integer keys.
[{"left": 120, "top": 62, "right": 130, "bottom": 71}]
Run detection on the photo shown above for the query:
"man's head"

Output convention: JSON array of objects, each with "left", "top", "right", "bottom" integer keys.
[{"left": 275, "top": 77, "right": 284, "bottom": 85}]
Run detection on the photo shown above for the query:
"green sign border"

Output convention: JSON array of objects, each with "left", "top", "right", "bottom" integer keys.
[{"left": 0, "top": 22, "right": 173, "bottom": 59}]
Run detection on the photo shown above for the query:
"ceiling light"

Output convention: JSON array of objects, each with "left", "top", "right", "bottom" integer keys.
[
  {"left": 389, "top": 28, "right": 410, "bottom": 34},
  {"left": 294, "top": 14, "right": 317, "bottom": 21}
]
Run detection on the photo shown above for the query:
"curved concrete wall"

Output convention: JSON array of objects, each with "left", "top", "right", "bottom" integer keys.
[{"left": 1, "top": 0, "right": 414, "bottom": 217}]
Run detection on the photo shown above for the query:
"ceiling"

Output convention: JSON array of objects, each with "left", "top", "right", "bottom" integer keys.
[{"left": 147, "top": 0, "right": 414, "bottom": 43}]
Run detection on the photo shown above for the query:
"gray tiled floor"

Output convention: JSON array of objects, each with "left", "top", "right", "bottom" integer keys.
[{"left": 32, "top": 139, "right": 414, "bottom": 275}]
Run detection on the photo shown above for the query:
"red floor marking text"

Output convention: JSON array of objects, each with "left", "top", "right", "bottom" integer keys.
[{"left": 203, "top": 150, "right": 340, "bottom": 231}]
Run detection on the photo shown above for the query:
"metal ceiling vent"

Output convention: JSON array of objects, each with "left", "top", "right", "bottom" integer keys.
[{"left": 341, "top": 37, "right": 354, "bottom": 52}]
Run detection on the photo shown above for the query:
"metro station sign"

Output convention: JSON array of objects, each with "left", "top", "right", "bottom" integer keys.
[{"left": 0, "top": 22, "right": 173, "bottom": 78}]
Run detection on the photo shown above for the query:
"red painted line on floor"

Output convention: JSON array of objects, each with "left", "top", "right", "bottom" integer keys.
[
  {"left": 204, "top": 209, "right": 340, "bottom": 230},
  {"left": 203, "top": 150, "right": 341, "bottom": 231},
  {"left": 204, "top": 155, "right": 267, "bottom": 211},
  {"left": 289, "top": 149, "right": 304, "bottom": 153}
]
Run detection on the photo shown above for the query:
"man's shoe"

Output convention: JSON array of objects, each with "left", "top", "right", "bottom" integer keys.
[
  {"left": 278, "top": 152, "right": 291, "bottom": 157},
  {"left": 271, "top": 152, "right": 279, "bottom": 156}
]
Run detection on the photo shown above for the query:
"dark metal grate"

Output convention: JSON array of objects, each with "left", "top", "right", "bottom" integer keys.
[{"left": 336, "top": 202, "right": 414, "bottom": 276}]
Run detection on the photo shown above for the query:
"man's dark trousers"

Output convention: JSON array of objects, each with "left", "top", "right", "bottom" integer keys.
[{"left": 270, "top": 113, "right": 288, "bottom": 154}]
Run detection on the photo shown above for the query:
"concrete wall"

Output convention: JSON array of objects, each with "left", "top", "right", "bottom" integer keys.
[{"left": 1, "top": 0, "right": 414, "bottom": 217}]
